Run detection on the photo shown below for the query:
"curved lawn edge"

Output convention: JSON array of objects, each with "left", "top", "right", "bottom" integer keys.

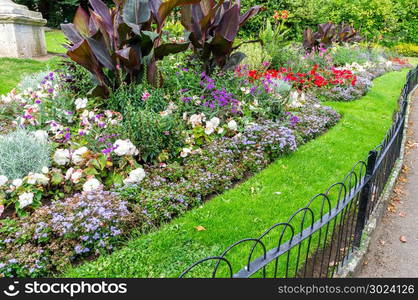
[{"left": 63, "top": 69, "right": 410, "bottom": 278}]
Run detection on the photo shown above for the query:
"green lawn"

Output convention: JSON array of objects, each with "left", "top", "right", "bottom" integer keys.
[
  {"left": 0, "top": 30, "right": 66, "bottom": 95},
  {"left": 45, "top": 30, "right": 67, "bottom": 54},
  {"left": 0, "top": 57, "right": 61, "bottom": 95},
  {"left": 63, "top": 69, "right": 410, "bottom": 278}
]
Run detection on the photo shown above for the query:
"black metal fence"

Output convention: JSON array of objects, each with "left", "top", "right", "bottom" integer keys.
[{"left": 180, "top": 66, "right": 418, "bottom": 278}]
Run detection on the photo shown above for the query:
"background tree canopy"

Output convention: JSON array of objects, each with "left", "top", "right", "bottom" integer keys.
[
  {"left": 15, "top": 0, "right": 113, "bottom": 27},
  {"left": 16, "top": 0, "right": 417, "bottom": 45}
]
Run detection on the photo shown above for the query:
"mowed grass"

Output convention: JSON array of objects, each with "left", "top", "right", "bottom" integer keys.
[
  {"left": 0, "top": 30, "right": 65, "bottom": 95},
  {"left": 63, "top": 69, "right": 410, "bottom": 278},
  {"left": 45, "top": 30, "right": 67, "bottom": 54},
  {"left": 0, "top": 57, "right": 61, "bottom": 95}
]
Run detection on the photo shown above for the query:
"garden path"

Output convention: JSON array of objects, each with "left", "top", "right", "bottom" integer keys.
[{"left": 356, "top": 89, "right": 418, "bottom": 277}]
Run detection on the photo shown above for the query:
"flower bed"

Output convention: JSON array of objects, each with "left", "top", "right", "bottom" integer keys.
[
  {"left": 0, "top": 56, "right": 408, "bottom": 277},
  {"left": 0, "top": 1, "right": 413, "bottom": 277}
]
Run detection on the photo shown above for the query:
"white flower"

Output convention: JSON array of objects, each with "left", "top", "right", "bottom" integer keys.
[
  {"left": 160, "top": 110, "right": 171, "bottom": 117},
  {"left": 27, "top": 173, "right": 37, "bottom": 185},
  {"left": 18, "top": 192, "right": 34, "bottom": 208},
  {"left": 83, "top": 177, "right": 102, "bottom": 192},
  {"left": 53, "top": 149, "right": 71, "bottom": 166},
  {"left": 72, "top": 147, "right": 89, "bottom": 165},
  {"left": 189, "top": 113, "right": 205, "bottom": 128},
  {"left": 180, "top": 147, "right": 192, "bottom": 158},
  {"left": 123, "top": 168, "right": 146, "bottom": 185},
  {"left": 228, "top": 120, "right": 238, "bottom": 131},
  {"left": 75, "top": 98, "right": 88, "bottom": 110},
  {"left": 0, "top": 175, "right": 8, "bottom": 186},
  {"left": 12, "top": 178, "right": 23, "bottom": 188},
  {"left": 113, "top": 139, "right": 139, "bottom": 156},
  {"left": 205, "top": 117, "right": 220, "bottom": 135},
  {"left": 71, "top": 169, "right": 83, "bottom": 184},
  {"left": 27, "top": 173, "right": 49, "bottom": 186},
  {"left": 36, "top": 173, "right": 49, "bottom": 185},
  {"left": 288, "top": 91, "right": 303, "bottom": 108},
  {"left": 42, "top": 167, "right": 49, "bottom": 174},
  {"left": 32, "top": 130, "right": 48, "bottom": 143},
  {"left": 65, "top": 167, "right": 74, "bottom": 180}
]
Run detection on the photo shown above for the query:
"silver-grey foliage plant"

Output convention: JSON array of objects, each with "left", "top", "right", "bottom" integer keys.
[
  {"left": 19, "top": 70, "right": 51, "bottom": 91},
  {"left": 0, "top": 130, "right": 51, "bottom": 180}
]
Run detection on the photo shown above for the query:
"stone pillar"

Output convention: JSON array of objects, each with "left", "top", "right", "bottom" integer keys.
[{"left": 0, "top": 0, "right": 47, "bottom": 58}]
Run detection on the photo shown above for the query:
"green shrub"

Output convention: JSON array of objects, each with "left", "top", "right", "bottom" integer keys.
[
  {"left": 268, "top": 44, "right": 304, "bottom": 70},
  {"left": 241, "top": 0, "right": 416, "bottom": 44},
  {"left": 106, "top": 82, "right": 184, "bottom": 163},
  {"left": 241, "top": 43, "right": 271, "bottom": 70},
  {"left": 394, "top": 43, "right": 418, "bottom": 57},
  {"left": 107, "top": 83, "right": 168, "bottom": 115},
  {"left": 331, "top": 45, "right": 371, "bottom": 66},
  {"left": 121, "top": 106, "right": 185, "bottom": 163},
  {"left": 59, "top": 60, "right": 95, "bottom": 98},
  {"left": 0, "top": 130, "right": 51, "bottom": 180}
]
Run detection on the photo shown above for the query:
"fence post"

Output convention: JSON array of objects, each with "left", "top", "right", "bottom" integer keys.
[{"left": 353, "top": 150, "right": 378, "bottom": 247}]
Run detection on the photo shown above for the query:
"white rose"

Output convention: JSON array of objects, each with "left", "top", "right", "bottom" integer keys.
[
  {"left": 65, "top": 167, "right": 74, "bottom": 180},
  {"left": 205, "top": 117, "right": 220, "bottom": 135},
  {"left": 41, "top": 167, "right": 49, "bottom": 174},
  {"left": 32, "top": 130, "right": 49, "bottom": 143},
  {"left": 123, "top": 168, "right": 146, "bottom": 185},
  {"left": 72, "top": 147, "right": 89, "bottom": 165},
  {"left": 53, "top": 149, "right": 71, "bottom": 166},
  {"left": 34, "top": 173, "right": 49, "bottom": 186},
  {"left": 180, "top": 147, "right": 192, "bottom": 158},
  {"left": 228, "top": 120, "right": 238, "bottom": 131},
  {"left": 83, "top": 177, "right": 102, "bottom": 192},
  {"left": 27, "top": 173, "right": 37, "bottom": 185},
  {"left": 75, "top": 98, "right": 88, "bottom": 110},
  {"left": 209, "top": 117, "right": 220, "bottom": 128},
  {"left": 12, "top": 178, "right": 23, "bottom": 188},
  {"left": 18, "top": 192, "right": 34, "bottom": 208},
  {"left": 113, "top": 139, "right": 139, "bottom": 156},
  {"left": 0, "top": 175, "right": 8, "bottom": 186},
  {"left": 71, "top": 169, "right": 83, "bottom": 184},
  {"left": 189, "top": 113, "right": 205, "bottom": 128},
  {"left": 81, "top": 110, "right": 90, "bottom": 118}
]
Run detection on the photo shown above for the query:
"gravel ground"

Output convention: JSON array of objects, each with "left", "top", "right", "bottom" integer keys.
[{"left": 356, "top": 89, "right": 418, "bottom": 278}]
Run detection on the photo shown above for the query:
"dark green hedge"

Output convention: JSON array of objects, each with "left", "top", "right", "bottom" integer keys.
[
  {"left": 15, "top": 0, "right": 113, "bottom": 28},
  {"left": 241, "top": 0, "right": 417, "bottom": 45},
  {"left": 16, "top": 0, "right": 417, "bottom": 45}
]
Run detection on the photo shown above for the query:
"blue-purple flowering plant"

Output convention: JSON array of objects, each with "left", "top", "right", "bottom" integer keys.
[{"left": 0, "top": 190, "right": 137, "bottom": 277}]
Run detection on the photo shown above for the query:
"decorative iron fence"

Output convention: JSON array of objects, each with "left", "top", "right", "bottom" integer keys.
[{"left": 180, "top": 66, "right": 418, "bottom": 278}]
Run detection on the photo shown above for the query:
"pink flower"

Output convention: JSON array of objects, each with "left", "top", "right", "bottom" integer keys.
[{"left": 141, "top": 92, "right": 151, "bottom": 101}]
